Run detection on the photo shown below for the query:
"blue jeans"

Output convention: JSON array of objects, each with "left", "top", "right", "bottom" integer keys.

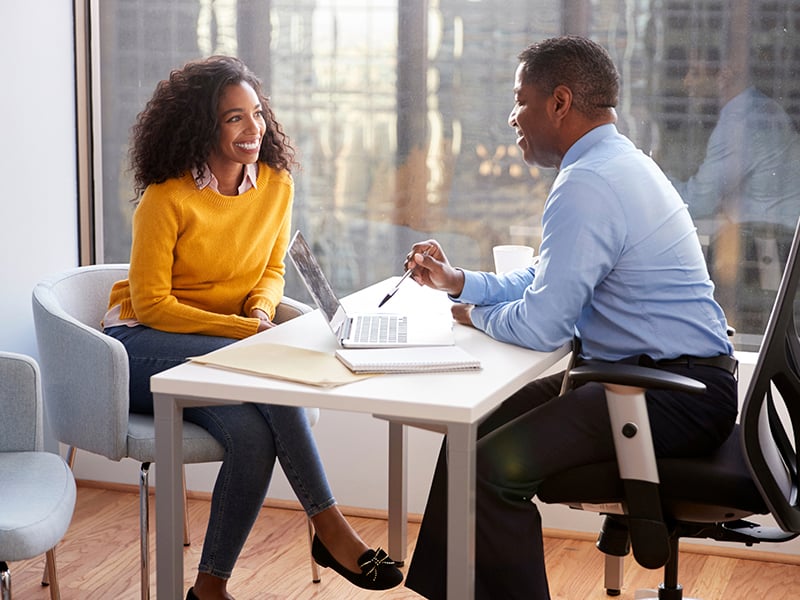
[{"left": 105, "top": 325, "right": 335, "bottom": 579}]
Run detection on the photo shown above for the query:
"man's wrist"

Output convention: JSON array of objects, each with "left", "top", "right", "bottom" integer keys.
[{"left": 448, "top": 267, "right": 466, "bottom": 297}]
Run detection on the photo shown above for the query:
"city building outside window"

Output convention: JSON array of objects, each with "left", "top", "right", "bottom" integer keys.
[{"left": 88, "top": 0, "right": 800, "bottom": 351}]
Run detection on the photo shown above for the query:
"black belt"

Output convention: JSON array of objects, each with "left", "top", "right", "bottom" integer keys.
[{"left": 655, "top": 354, "right": 738, "bottom": 376}]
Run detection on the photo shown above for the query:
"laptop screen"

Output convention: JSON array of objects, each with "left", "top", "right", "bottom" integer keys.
[{"left": 287, "top": 230, "right": 343, "bottom": 325}]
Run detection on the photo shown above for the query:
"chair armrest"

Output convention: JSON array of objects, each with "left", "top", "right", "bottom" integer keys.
[
  {"left": 569, "top": 362, "right": 706, "bottom": 394},
  {"left": 0, "top": 352, "right": 43, "bottom": 452},
  {"left": 568, "top": 361, "right": 706, "bottom": 569},
  {"left": 274, "top": 295, "right": 313, "bottom": 324},
  {"left": 32, "top": 284, "right": 131, "bottom": 461},
  {"left": 568, "top": 362, "right": 705, "bottom": 482}
]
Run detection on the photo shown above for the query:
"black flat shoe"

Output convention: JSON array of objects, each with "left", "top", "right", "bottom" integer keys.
[
  {"left": 185, "top": 588, "right": 199, "bottom": 600},
  {"left": 311, "top": 534, "right": 404, "bottom": 590}
]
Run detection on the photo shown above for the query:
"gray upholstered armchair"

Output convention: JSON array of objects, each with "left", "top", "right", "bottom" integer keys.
[
  {"left": 31, "top": 264, "right": 319, "bottom": 599},
  {"left": 0, "top": 351, "right": 76, "bottom": 600}
]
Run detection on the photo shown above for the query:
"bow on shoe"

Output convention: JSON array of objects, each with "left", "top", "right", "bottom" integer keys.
[
  {"left": 359, "top": 547, "right": 395, "bottom": 581},
  {"left": 311, "top": 534, "right": 404, "bottom": 590}
]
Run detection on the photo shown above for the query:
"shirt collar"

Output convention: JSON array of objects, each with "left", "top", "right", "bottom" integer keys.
[
  {"left": 560, "top": 123, "right": 618, "bottom": 170},
  {"left": 192, "top": 162, "right": 259, "bottom": 194},
  {"left": 721, "top": 86, "right": 757, "bottom": 114}
]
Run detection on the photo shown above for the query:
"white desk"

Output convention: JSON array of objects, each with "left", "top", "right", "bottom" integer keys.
[{"left": 152, "top": 279, "right": 569, "bottom": 599}]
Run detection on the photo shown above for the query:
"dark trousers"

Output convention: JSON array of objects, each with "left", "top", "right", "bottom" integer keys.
[{"left": 405, "top": 365, "right": 738, "bottom": 600}]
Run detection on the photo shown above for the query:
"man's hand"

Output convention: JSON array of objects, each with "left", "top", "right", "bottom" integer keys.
[
  {"left": 404, "top": 240, "right": 466, "bottom": 297},
  {"left": 450, "top": 302, "right": 475, "bottom": 327}
]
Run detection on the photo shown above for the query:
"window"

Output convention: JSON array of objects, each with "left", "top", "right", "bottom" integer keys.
[{"left": 89, "top": 0, "right": 800, "bottom": 351}]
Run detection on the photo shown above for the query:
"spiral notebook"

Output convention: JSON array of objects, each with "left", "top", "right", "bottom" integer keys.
[{"left": 335, "top": 345, "right": 481, "bottom": 374}]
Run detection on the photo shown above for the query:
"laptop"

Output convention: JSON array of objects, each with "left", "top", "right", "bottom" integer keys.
[{"left": 287, "top": 230, "right": 455, "bottom": 348}]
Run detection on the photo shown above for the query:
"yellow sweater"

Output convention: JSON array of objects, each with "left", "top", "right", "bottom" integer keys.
[{"left": 107, "top": 165, "right": 293, "bottom": 339}]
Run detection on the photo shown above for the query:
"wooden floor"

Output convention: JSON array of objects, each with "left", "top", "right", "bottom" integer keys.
[{"left": 8, "top": 483, "right": 800, "bottom": 599}]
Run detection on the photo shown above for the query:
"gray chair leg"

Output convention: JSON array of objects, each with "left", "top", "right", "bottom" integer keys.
[
  {"left": 42, "top": 447, "right": 80, "bottom": 588},
  {"left": 65, "top": 447, "right": 78, "bottom": 470},
  {"left": 1, "top": 562, "right": 11, "bottom": 600},
  {"left": 140, "top": 463, "right": 192, "bottom": 599},
  {"left": 41, "top": 554, "right": 50, "bottom": 586},
  {"left": 307, "top": 519, "right": 321, "bottom": 583},
  {"left": 183, "top": 469, "right": 191, "bottom": 546},
  {"left": 140, "top": 462, "right": 151, "bottom": 600},
  {"left": 45, "top": 548, "right": 61, "bottom": 600}
]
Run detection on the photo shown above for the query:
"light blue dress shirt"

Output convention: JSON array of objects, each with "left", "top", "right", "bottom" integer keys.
[
  {"left": 458, "top": 124, "right": 733, "bottom": 362},
  {"left": 671, "top": 87, "right": 800, "bottom": 225}
]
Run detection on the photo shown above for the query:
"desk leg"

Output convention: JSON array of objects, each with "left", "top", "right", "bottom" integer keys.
[
  {"left": 154, "top": 393, "right": 185, "bottom": 599},
  {"left": 387, "top": 421, "right": 408, "bottom": 565},
  {"left": 446, "top": 422, "right": 477, "bottom": 600}
]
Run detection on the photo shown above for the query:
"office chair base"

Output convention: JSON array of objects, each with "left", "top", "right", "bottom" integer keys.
[
  {"left": 633, "top": 585, "right": 697, "bottom": 600},
  {"left": 598, "top": 515, "right": 631, "bottom": 557}
]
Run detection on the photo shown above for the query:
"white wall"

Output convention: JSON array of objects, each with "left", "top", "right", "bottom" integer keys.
[{"left": 0, "top": 2, "right": 79, "bottom": 357}]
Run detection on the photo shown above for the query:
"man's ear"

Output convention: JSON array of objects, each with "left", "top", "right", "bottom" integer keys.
[
  {"left": 551, "top": 85, "right": 573, "bottom": 122},
  {"left": 717, "top": 65, "right": 736, "bottom": 91}
]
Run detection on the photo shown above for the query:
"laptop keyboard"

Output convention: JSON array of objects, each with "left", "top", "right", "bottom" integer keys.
[{"left": 351, "top": 315, "right": 408, "bottom": 344}]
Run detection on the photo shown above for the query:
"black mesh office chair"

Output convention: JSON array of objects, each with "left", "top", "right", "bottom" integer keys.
[{"left": 537, "top": 218, "right": 800, "bottom": 600}]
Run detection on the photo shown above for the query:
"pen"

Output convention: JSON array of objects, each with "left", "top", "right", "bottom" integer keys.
[{"left": 378, "top": 252, "right": 427, "bottom": 307}]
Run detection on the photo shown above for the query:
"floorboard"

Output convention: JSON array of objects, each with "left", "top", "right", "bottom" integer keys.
[{"left": 7, "top": 484, "right": 800, "bottom": 599}]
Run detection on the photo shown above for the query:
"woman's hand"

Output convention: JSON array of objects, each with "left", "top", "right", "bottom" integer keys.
[{"left": 250, "top": 308, "right": 276, "bottom": 332}]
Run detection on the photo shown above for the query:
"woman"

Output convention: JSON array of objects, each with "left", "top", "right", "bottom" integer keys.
[{"left": 103, "top": 55, "right": 402, "bottom": 600}]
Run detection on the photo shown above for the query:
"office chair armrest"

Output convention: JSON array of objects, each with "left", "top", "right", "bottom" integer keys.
[
  {"left": 274, "top": 295, "right": 313, "bottom": 324},
  {"left": 568, "top": 362, "right": 706, "bottom": 569},
  {"left": 569, "top": 362, "right": 707, "bottom": 394},
  {"left": 568, "top": 362, "right": 706, "bottom": 481},
  {"left": 568, "top": 362, "right": 706, "bottom": 483}
]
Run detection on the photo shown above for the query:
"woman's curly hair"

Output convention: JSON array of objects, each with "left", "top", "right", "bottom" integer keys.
[{"left": 129, "top": 55, "right": 296, "bottom": 198}]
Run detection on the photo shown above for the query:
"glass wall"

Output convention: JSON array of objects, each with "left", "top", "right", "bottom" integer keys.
[{"left": 94, "top": 0, "right": 800, "bottom": 350}]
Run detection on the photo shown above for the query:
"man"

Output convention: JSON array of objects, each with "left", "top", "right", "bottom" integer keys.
[
  {"left": 672, "top": 55, "right": 800, "bottom": 233},
  {"left": 671, "top": 54, "right": 800, "bottom": 331},
  {"left": 403, "top": 36, "right": 738, "bottom": 600}
]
